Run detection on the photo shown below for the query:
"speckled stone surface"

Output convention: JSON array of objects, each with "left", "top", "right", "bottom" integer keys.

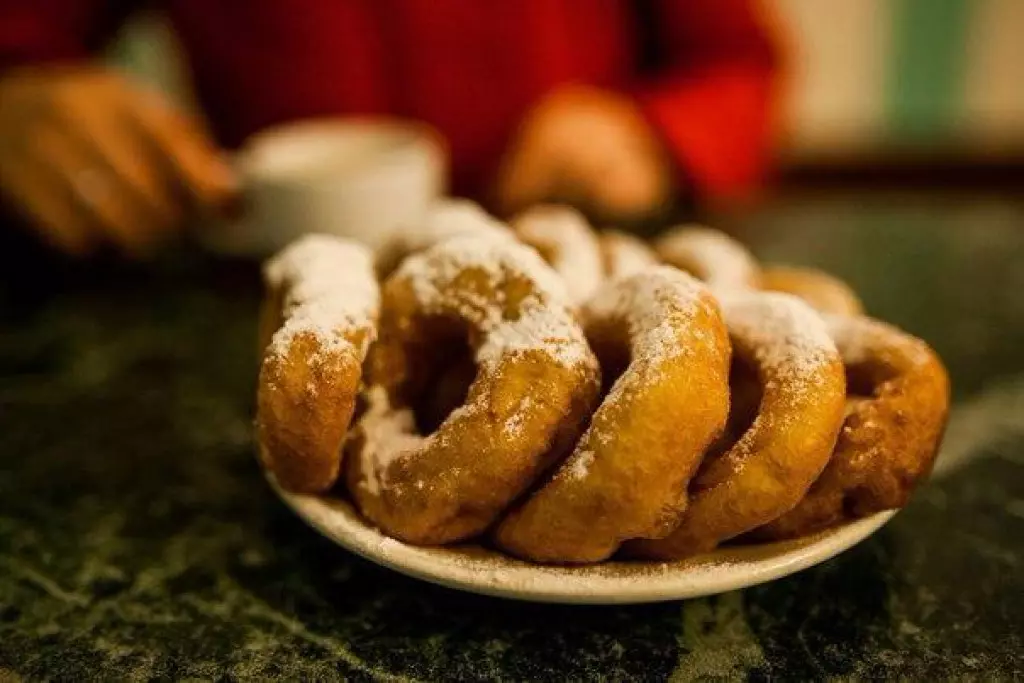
[{"left": 1, "top": 193, "right": 1021, "bottom": 681}]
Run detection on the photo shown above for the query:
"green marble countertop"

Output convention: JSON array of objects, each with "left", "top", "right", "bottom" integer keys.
[{"left": 1, "top": 192, "right": 1021, "bottom": 680}]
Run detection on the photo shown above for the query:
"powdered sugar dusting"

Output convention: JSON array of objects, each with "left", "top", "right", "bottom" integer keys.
[
  {"left": 388, "top": 198, "right": 513, "bottom": 256},
  {"left": 477, "top": 305, "right": 593, "bottom": 371},
  {"left": 825, "top": 314, "right": 931, "bottom": 367},
  {"left": 585, "top": 265, "right": 708, "bottom": 371},
  {"left": 352, "top": 517, "right": 746, "bottom": 595},
  {"left": 513, "top": 205, "right": 604, "bottom": 305},
  {"left": 503, "top": 396, "right": 533, "bottom": 437},
  {"left": 656, "top": 225, "right": 760, "bottom": 290},
  {"left": 720, "top": 292, "right": 836, "bottom": 382},
  {"left": 566, "top": 449, "right": 596, "bottom": 480},
  {"left": 281, "top": 486, "right": 887, "bottom": 600},
  {"left": 264, "top": 234, "right": 380, "bottom": 359},
  {"left": 394, "top": 234, "right": 594, "bottom": 372},
  {"left": 554, "top": 267, "right": 712, "bottom": 483},
  {"left": 354, "top": 387, "right": 429, "bottom": 496},
  {"left": 600, "top": 230, "right": 659, "bottom": 280}
]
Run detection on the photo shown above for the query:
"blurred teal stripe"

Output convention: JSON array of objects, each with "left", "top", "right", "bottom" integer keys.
[{"left": 886, "top": 0, "right": 971, "bottom": 142}]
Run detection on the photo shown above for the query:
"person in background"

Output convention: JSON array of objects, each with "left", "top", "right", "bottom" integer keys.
[{"left": 0, "top": 0, "right": 779, "bottom": 258}]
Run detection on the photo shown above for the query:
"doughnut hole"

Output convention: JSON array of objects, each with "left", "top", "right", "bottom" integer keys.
[
  {"left": 843, "top": 364, "right": 877, "bottom": 425},
  {"left": 416, "top": 343, "right": 475, "bottom": 434},
  {"left": 586, "top": 323, "right": 631, "bottom": 404},
  {"left": 695, "top": 356, "right": 762, "bottom": 488},
  {"left": 845, "top": 361, "right": 881, "bottom": 398},
  {"left": 724, "top": 356, "right": 762, "bottom": 444}
]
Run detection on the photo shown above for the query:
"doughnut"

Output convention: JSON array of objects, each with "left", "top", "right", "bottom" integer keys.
[
  {"left": 375, "top": 199, "right": 513, "bottom": 277},
  {"left": 761, "top": 265, "right": 864, "bottom": 316},
  {"left": 494, "top": 267, "right": 732, "bottom": 563},
  {"left": 598, "top": 229, "right": 659, "bottom": 280},
  {"left": 417, "top": 223, "right": 649, "bottom": 440},
  {"left": 627, "top": 292, "right": 847, "bottom": 559},
  {"left": 654, "top": 225, "right": 761, "bottom": 291},
  {"left": 256, "top": 235, "right": 380, "bottom": 493},
  {"left": 346, "top": 234, "right": 601, "bottom": 544},
  {"left": 512, "top": 204, "right": 604, "bottom": 306},
  {"left": 750, "top": 315, "right": 950, "bottom": 540}
]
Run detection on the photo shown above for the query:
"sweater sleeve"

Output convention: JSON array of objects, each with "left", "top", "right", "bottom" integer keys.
[
  {"left": 632, "top": 0, "right": 782, "bottom": 200},
  {"left": 0, "top": 0, "right": 136, "bottom": 69}
]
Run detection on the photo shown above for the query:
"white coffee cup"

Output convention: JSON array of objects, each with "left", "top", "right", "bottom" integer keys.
[{"left": 202, "top": 118, "right": 447, "bottom": 255}]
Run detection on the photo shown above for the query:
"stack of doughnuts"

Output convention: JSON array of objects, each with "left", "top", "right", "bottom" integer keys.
[{"left": 257, "top": 201, "right": 950, "bottom": 564}]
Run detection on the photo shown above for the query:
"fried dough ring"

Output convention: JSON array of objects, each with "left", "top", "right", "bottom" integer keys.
[
  {"left": 751, "top": 316, "right": 950, "bottom": 540},
  {"left": 512, "top": 205, "right": 604, "bottom": 306},
  {"left": 376, "top": 199, "right": 513, "bottom": 277},
  {"left": 599, "top": 229, "right": 659, "bottom": 280},
  {"left": 257, "top": 235, "right": 380, "bottom": 493},
  {"left": 627, "top": 293, "right": 847, "bottom": 559},
  {"left": 419, "top": 225, "right": 653, "bottom": 450},
  {"left": 346, "top": 235, "right": 601, "bottom": 544},
  {"left": 654, "top": 225, "right": 761, "bottom": 290},
  {"left": 494, "top": 267, "right": 732, "bottom": 563},
  {"left": 761, "top": 265, "right": 864, "bottom": 316}
]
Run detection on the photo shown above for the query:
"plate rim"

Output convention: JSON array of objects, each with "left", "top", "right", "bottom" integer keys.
[{"left": 269, "top": 474, "right": 897, "bottom": 604}]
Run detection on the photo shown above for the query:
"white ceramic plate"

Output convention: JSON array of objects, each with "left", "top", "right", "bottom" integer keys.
[{"left": 268, "top": 475, "right": 896, "bottom": 604}]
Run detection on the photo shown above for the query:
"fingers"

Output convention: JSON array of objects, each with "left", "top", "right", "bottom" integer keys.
[
  {"left": 581, "top": 152, "right": 669, "bottom": 220},
  {"left": 130, "top": 89, "right": 238, "bottom": 214},
  {"left": 33, "top": 124, "right": 158, "bottom": 257},
  {"left": 494, "top": 153, "right": 560, "bottom": 217},
  {"left": 0, "top": 153, "right": 94, "bottom": 257},
  {"left": 0, "top": 66, "right": 237, "bottom": 258},
  {"left": 494, "top": 86, "right": 672, "bottom": 222},
  {"left": 493, "top": 115, "right": 563, "bottom": 217},
  {"left": 65, "top": 96, "right": 183, "bottom": 240}
]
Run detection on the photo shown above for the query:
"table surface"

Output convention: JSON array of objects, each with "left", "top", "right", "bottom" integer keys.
[{"left": 1, "top": 192, "right": 1021, "bottom": 681}]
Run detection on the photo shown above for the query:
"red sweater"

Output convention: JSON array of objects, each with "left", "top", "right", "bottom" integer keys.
[{"left": 0, "top": 0, "right": 779, "bottom": 199}]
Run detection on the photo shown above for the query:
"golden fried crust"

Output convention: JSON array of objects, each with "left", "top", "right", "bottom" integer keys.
[
  {"left": 627, "top": 293, "right": 847, "bottom": 560},
  {"left": 257, "top": 283, "right": 285, "bottom": 356},
  {"left": 761, "top": 265, "right": 865, "bottom": 317},
  {"left": 494, "top": 268, "right": 732, "bottom": 563},
  {"left": 255, "top": 236, "right": 380, "bottom": 494},
  {"left": 654, "top": 225, "right": 761, "bottom": 290},
  {"left": 750, "top": 316, "right": 950, "bottom": 540},
  {"left": 258, "top": 334, "right": 363, "bottom": 493},
  {"left": 346, "top": 236, "right": 601, "bottom": 545}
]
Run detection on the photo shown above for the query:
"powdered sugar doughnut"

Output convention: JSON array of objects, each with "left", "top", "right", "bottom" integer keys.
[
  {"left": 628, "top": 292, "right": 846, "bottom": 559},
  {"left": 752, "top": 315, "right": 950, "bottom": 540},
  {"left": 512, "top": 205, "right": 604, "bottom": 306},
  {"left": 347, "top": 235, "right": 601, "bottom": 544},
  {"left": 654, "top": 225, "right": 761, "bottom": 291},
  {"left": 257, "top": 235, "right": 380, "bottom": 493},
  {"left": 599, "top": 229, "right": 659, "bottom": 280},
  {"left": 494, "top": 267, "right": 731, "bottom": 563},
  {"left": 376, "top": 198, "right": 514, "bottom": 276},
  {"left": 762, "top": 265, "right": 864, "bottom": 316}
]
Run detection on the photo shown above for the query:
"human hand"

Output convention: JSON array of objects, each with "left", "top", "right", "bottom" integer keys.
[
  {"left": 494, "top": 85, "right": 674, "bottom": 223},
  {"left": 0, "top": 64, "right": 237, "bottom": 257}
]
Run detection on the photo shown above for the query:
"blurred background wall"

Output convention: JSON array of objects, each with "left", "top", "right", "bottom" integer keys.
[
  {"left": 107, "top": 0, "right": 1024, "bottom": 170},
  {"left": 778, "top": 0, "right": 1024, "bottom": 166}
]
